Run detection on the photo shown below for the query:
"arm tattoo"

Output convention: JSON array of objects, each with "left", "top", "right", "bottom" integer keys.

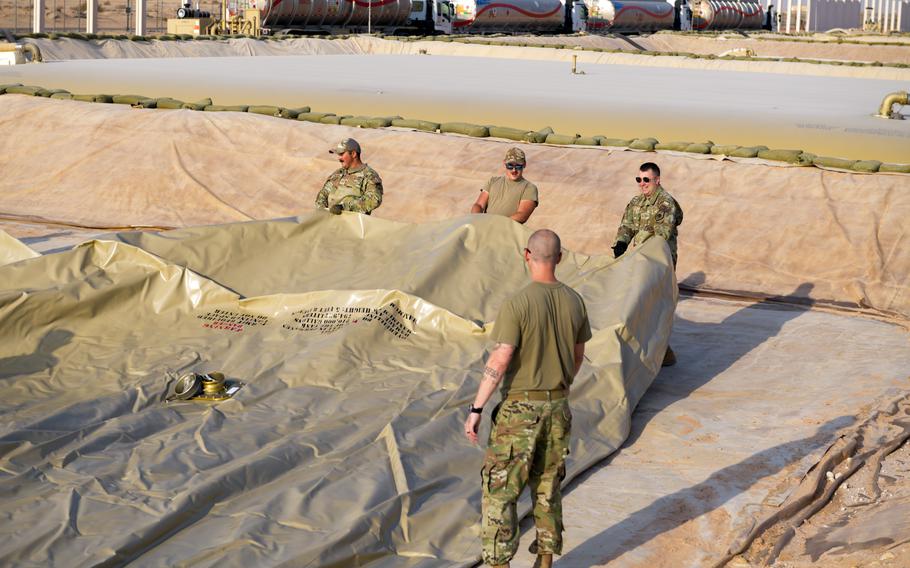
[{"left": 482, "top": 367, "right": 503, "bottom": 383}]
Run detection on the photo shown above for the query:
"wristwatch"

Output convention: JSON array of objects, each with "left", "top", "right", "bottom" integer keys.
[{"left": 469, "top": 404, "right": 483, "bottom": 414}]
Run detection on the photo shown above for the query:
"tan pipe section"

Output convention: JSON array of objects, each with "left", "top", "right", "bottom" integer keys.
[{"left": 877, "top": 91, "right": 908, "bottom": 119}]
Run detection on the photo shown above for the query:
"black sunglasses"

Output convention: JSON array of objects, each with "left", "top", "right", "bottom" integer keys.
[
  {"left": 635, "top": 176, "right": 653, "bottom": 183},
  {"left": 505, "top": 163, "right": 525, "bottom": 171}
]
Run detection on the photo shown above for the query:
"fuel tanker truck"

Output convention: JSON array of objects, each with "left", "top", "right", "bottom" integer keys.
[
  {"left": 689, "top": 0, "right": 764, "bottom": 29},
  {"left": 250, "top": 0, "right": 762, "bottom": 34},
  {"left": 583, "top": 0, "right": 675, "bottom": 32},
  {"left": 256, "top": 0, "right": 455, "bottom": 34}
]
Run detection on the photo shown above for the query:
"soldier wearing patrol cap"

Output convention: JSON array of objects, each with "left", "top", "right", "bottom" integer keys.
[
  {"left": 464, "top": 229, "right": 592, "bottom": 568},
  {"left": 315, "top": 138, "right": 384, "bottom": 215},
  {"left": 470, "top": 147, "right": 538, "bottom": 224}
]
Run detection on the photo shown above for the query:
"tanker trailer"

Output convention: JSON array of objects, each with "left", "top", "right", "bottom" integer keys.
[
  {"left": 583, "top": 0, "right": 674, "bottom": 32},
  {"left": 690, "top": 0, "right": 763, "bottom": 29},
  {"left": 452, "top": 0, "right": 582, "bottom": 32},
  {"left": 258, "top": 0, "right": 450, "bottom": 33}
]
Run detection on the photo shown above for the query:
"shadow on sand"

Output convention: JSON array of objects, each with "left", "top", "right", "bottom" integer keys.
[{"left": 552, "top": 277, "right": 830, "bottom": 565}]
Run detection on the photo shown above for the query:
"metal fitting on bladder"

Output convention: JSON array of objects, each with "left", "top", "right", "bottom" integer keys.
[
  {"left": 167, "top": 371, "right": 238, "bottom": 402},
  {"left": 200, "top": 372, "right": 228, "bottom": 399},
  {"left": 876, "top": 91, "right": 908, "bottom": 119}
]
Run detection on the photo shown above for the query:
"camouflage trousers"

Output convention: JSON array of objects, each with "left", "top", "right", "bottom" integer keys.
[{"left": 481, "top": 397, "right": 572, "bottom": 565}]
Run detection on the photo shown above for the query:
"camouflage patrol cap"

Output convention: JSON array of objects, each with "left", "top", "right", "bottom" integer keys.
[
  {"left": 504, "top": 147, "right": 526, "bottom": 165},
  {"left": 329, "top": 138, "right": 361, "bottom": 154}
]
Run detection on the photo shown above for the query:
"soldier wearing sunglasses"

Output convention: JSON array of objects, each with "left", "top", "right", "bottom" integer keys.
[
  {"left": 470, "top": 147, "right": 538, "bottom": 224},
  {"left": 612, "top": 162, "right": 683, "bottom": 366}
]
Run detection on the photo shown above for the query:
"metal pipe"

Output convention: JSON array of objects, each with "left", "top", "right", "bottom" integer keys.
[
  {"left": 796, "top": 0, "right": 802, "bottom": 30},
  {"left": 786, "top": 0, "right": 792, "bottom": 31},
  {"left": 33, "top": 0, "right": 46, "bottom": 32},
  {"left": 86, "top": 0, "right": 97, "bottom": 33},
  {"left": 877, "top": 91, "right": 909, "bottom": 119}
]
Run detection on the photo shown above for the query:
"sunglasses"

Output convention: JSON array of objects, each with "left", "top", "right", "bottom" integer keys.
[
  {"left": 505, "top": 163, "right": 525, "bottom": 171},
  {"left": 635, "top": 176, "right": 654, "bottom": 183}
]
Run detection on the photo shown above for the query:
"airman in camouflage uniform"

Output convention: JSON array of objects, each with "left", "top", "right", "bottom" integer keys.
[
  {"left": 315, "top": 138, "right": 383, "bottom": 215},
  {"left": 612, "top": 161, "right": 683, "bottom": 267},
  {"left": 613, "top": 162, "right": 683, "bottom": 366},
  {"left": 464, "top": 230, "right": 592, "bottom": 568}
]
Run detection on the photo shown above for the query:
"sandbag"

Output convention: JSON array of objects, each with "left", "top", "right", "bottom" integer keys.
[
  {"left": 113, "top": 94, "right": 153, "bottom": 105},
  {"left": 600, "top": 138, "right": 632, "bottom": 147},
  {"left": 522, "top": 131, "right": 548, "bottom": 143},
  {"left": 340, "top": 116, "right": 372, "bottom": 127},
  {"left": 0, "top": 83, "right": 23, "bottom": 94},
  {"left": 204, "top": 104, "right": 250, "bottom": 112},
  {"left": 812, "top": 156, "right": 857, "bottom": 170},
  {"left": 365, "top": 117, "right": 397, "bottom": 128},
  {"left": 796, "top": 152, "right": 816, "bottom": 166},
  {"left": 710, "top": 144, "right": 740, "bottom": 155},
  {"left": 36, "top": 88, "right": 68, "bottom": 97},
  {"left": 729, "top": 146, "right": 768, "bottom": 158},
  {"left": 248, "top": 105, "right": 283, "bottom": 117},
  {"left": 545, "top": 133, "right": 579, "bottom": 145},
  {"left": 156, "top": 98, "right": 186, "bottom": 109},
  {"left": 757, "top": 149, "right": 804, "bottom": 163},
  {"left": 488, "top": 126, "right": 533, "bottom": 141},
  {"left": 73, "top": 94, "right": 114, "bottom": 103},
  {"left": 685, "top": 143, "right": 713, "bottom": 154},
  {"left": 630, "top": 138, "right": 659, "bottom": 151},
  {"left": 878, "top": 163, "right": 910, "bottom": 174},
  {"left": 298, "top": 112, "right": 335, "bottom": 123},
  {"left": 574, "top": 136, "right": 600, "bottom": 146},
  {"left": 5, "top": 85, "right": 43, "bottom": 96},
  {"left": 655, "top": 141, "right": 691, "bottom": 152},
  {"left": 390, "top": 118, "right": 440, "bottom": 132},
  {"left": 852, "top": 160, "right": 882, "bottom": 173},
  {"left": 181, "top": 98, "right": 212, "bottom": 110},
  {"left": 279, "top": 107, "right": 311, "bottom": 119},
  {"left": 50, "top": 92, "right": 74, "bottom": 100},
  {"left": 440, "top": 122, "right": 490, "bottom": 137},
  {"left": 320, "top": 115, "right": 351, "bottom": 125}
]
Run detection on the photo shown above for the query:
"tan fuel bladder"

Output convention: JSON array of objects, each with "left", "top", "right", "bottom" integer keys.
[
  {"left": 2, "top": 42, "right": 909, "bottom": 162},
  {"left": 0, "top": 95, "right": 907, "bottom": 318},
  {"left": 0, "top": 215, "right": 677, "bottom": 566}
]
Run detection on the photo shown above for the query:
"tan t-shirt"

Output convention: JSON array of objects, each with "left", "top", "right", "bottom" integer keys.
[
  {"left": 482, "top": 176, "right": 539, "bottom": 217},
  {"left": 491, "top": 281, "right": 592, "bottom": 394}
]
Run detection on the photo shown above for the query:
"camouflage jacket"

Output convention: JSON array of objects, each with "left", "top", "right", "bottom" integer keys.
[
  {"left": 614, "top": 185, "right": 683, "bottom": 265},
  {"left": 315, "top": 164, "right": 383, "bottom": 214}
]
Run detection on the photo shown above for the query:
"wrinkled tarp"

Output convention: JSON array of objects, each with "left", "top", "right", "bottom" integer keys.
[
  {"left": 0, "top": 214, "right": 677, "bottom": 566},
  {"left": 1, "top": 96, "right": 907, "bottom": 318},
  {"left": 0, "top": 229, "right": 38, "bottom": 267}
]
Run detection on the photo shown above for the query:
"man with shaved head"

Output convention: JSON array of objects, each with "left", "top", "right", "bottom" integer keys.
[{"left": 464, "top": 229, "right": 592, "bottom": 568}]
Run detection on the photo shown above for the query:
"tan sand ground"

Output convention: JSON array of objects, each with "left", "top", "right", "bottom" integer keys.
[{"left": 1, "top": 95, "right": 908, "bottom": 317}]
